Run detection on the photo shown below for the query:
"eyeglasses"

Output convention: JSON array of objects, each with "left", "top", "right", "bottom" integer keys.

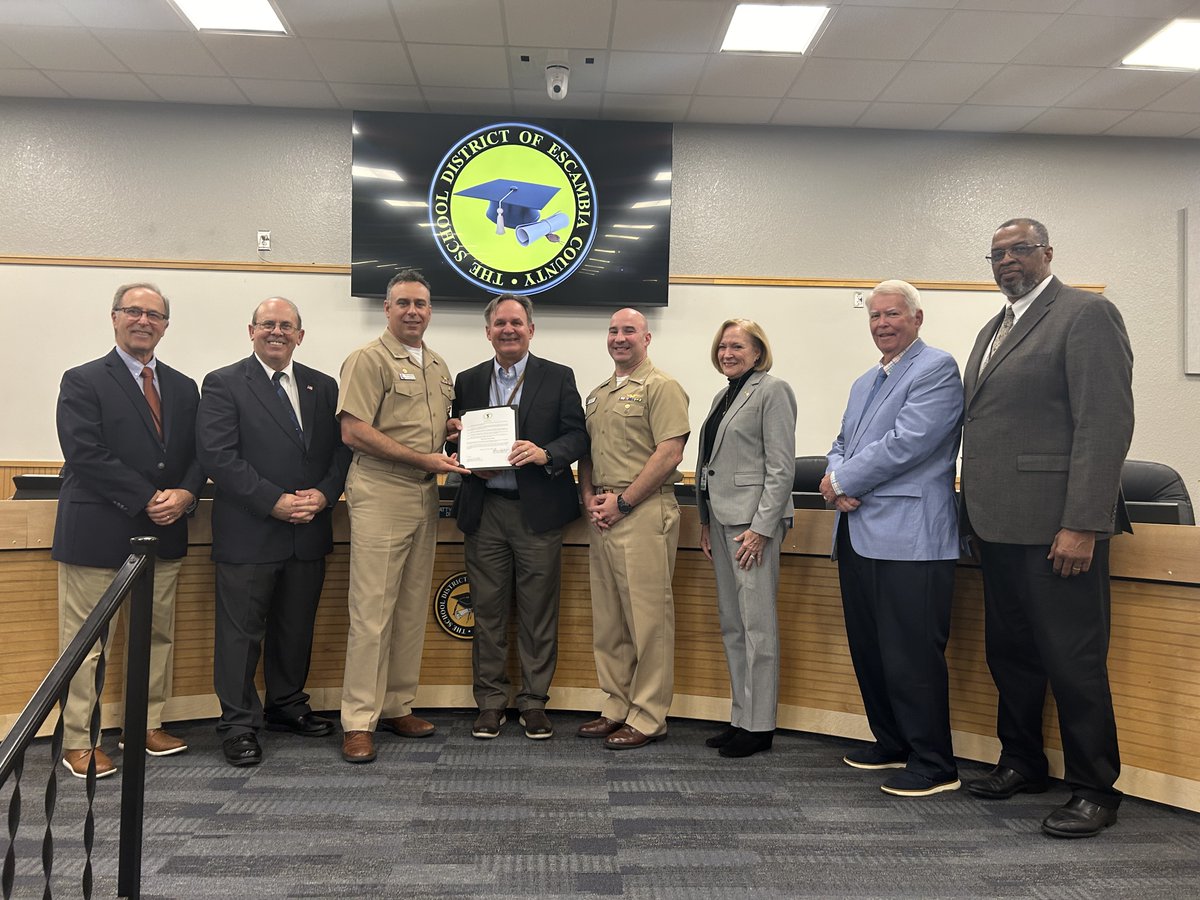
[
  {"left": 985, "top": 243, "right": 1047, "bottom": 263},
  {"left": 115, "top": 305, "right": 168, "bottom": 323},
  {"left": 253, "top": 320, "right": 298, "bottom": 334}
]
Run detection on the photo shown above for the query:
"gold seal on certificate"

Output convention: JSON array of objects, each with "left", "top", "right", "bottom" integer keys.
[{"left": 459, "top": 405, "right": 518, "bottom": 470}]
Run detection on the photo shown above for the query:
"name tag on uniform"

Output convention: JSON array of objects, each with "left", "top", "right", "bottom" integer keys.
[{"left": 398, "top": 373, "right": 417, "bottom": 381}]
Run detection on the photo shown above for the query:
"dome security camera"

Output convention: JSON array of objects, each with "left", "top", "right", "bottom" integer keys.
[{"left": 546, "top": 63, "right": 569, "bottom": 101}]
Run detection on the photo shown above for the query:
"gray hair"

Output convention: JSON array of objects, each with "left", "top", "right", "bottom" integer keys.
[
  {"left": 252, "top": 297, "right": 302, "bottom": 330},
  {"left": 870, "top": 279, "right": 921, "bottom": 315},
  {"left": 386, "top": 268, "right": 431, "bottom": 296},
  {"left": 997, "top": 217, "right": 1049, "bottom": 244},
  {"left": 113, "top": 282, "right": 170, "bottom": 318},
  {"left": 483, "top": 293, "right": 533, "bottom": 325}
]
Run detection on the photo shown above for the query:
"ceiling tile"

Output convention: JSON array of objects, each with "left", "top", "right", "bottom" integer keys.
[
  {"left": 1012, "top": 15, "right": 1167, "bottom": 67},
  {"left": 393, "top": 0, "right": 503, "bottom": 46},
  {"left": 879, "top": 62, "right": 1002, "bottom": 104},
  {"left": 304, "top": 38, "right": 415, "bottom": 84},
  {"left": 856, "top": 101, "right": 956, "bottom": 130},
  {"left": 508, "top": 48, "right": 606, "bottom": 93},
  {"left": 1021, "top": 107, "right": 1130, "bottom": 134},
  {"left": 938, "top": 104, "right": 1045, "bottom": 132},
  {"left": 235, "top": 77, "right": 339, "bottom": 107},
  {"left": 1060, "top": 68, "right": 1189, "bottom": 110},
  {"left": 276, "top": 0, "right": 400, "bottom": 41},
  {"left": 201, "top": 34, "right": 323, "bottom": 80},
  {"left": 59, "top": 0, "right": 188, "bottom": 30},
  {"left": 772, "top": 98, "right": 869, "bottom": 127},
  {"left": 811, "top": 6, "right": 951, "bottom": 61},
  {"left": 329, "top": 80, "right": 424, "bottom": 110},
  {"left": 957, "top": 0, "right": 1073, "bottom": 11},
  {"left": 94, "top": 29, "right": 223, "bottom": 76},
  {"left": 1066, "top": 0, "right": 1193, "bottom": 16},
  {"left": 514, "top": 88, "right": 602, "bottom": 117},
  {"left": 913, "top": 11, "right": 1059, "bottom": 64},
  {"left": 0, "top": 2, "right": 78, "bottom": 27},
  {"left": 967, "top": 64, "right": 1097, "bottom": 107},
  {"left": 843, "top": 0, "right": 956, "bottom": 7},
  {"left": 686, "top": 95, "right": 779, "bottom": 124},
  {"left": 696, "top": 54, "right": 802, "bottom": 98},
  {"left": 139, "top": 74, "right": 249, "bottom": 105},
  {"left": 1104, "top": 110, "right": 1200, "bottom": 137},
  {"left": 0, "top": 26, "right": 126, "bottom": 71},
  {"left": 601, "top": 92, "right": 691, "bottom": 121},
  {"left": 503, "top": 0, "right": 613, "bottom": 48},
  {"left": 1146, "top": 75, "right": 1200, "bottom": 113},
  {"left": 788, "top": 58, "right": 903, "bottom": 102},
  {"left": 420, "top": 85, "right": 513, "bottom": 114},
  {"left": 408, "top": 43, "right": 508, "bottom": 88},
  {"left": 0, "top": 41, "right": 28, "bottom": 67},
  {"left": 612, "top": 0, "right": 725, "bottom": 53},
  {"left": 0, "top": 67, "right": 69, "bottom": 97},
  {"left": 45, "top": 70, "right": 159, "bottom": 101},
  {"left": 605, "top": 51, "right": 705, "bottom": 95}
]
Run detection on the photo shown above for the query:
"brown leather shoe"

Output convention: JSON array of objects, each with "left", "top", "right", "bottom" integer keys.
[
  {"left": 62, "top": 748, "right": 117, "bottom": 779},
  {"left": 119, "top": 728, "right": 188, "bottom": 757},
  {"left": 342, "top": 730, "right": 376, "bottom": 763},
  {"left": 378, "top": 715, "right": 436, "bottom": 738},
  {"left": 604, "top": 724, "right": 664, "bottom": 750},
  {"left": 577, "top": 716, "right": 624, "bottom": 738}
]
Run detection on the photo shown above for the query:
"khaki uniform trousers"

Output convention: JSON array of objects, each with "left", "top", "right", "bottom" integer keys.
[
  {"left": 57, "top": 558, "right": 183, "bottom": 750},
  {"left": 588, "top": 488, "right": 680, "bottom": 735},
  {"left": 340, "top": 459, "right": 438, "bottom": 731}
]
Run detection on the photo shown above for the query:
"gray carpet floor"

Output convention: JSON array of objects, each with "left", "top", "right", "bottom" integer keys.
[{"left": 4, "top": 712, "right": 1200, "bottom": 899}]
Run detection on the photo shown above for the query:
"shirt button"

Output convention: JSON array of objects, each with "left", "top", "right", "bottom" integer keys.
[{"left": 157, "top": 462, "right": 166, "bottom": 470}]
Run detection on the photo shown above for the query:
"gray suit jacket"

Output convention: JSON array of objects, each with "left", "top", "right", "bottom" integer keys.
[
  {"left": 961, "top": 276, "right": 1134, "bottom": 545},
  {"left": 695, "top": 371, "right": 797, "bottom": 535}
]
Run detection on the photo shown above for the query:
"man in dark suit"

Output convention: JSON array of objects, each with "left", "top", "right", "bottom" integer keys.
[
  {"left": 449, "top": 294, "right": 587, "bottom": 740},
  {"left": 197, "top": 298, "right": 350, "bottom": 767},
  {"left": 53, "top": 282, "right": 205, "bottom": 779},
  {"left": 961, "top": 218, "right": 1134, "bottom": 837}
]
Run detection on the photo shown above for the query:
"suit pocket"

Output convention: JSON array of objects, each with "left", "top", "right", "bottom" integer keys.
[
  {"left": 1017, "top": 454, "right": 1069, "bottom": 472},
  {"left": 733, "top": 472, "right": 764, "bottom": 487},
  {"left": 874, "top": 483, "right": 922, "bottom": 498}
]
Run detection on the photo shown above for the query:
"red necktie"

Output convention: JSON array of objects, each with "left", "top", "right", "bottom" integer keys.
[{"left": 141, "top": 366, "right": 163, "bottom": 439}]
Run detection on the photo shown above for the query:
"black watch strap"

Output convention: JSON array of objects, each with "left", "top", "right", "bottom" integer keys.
[{"left": 616, "top": 494, "right": 633, "bottom": 515}]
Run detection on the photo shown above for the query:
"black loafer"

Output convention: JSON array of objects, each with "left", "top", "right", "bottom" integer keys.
[
  {"left": 265, "top": 712, "right": 334, "bottom": 737},
  {"left": 1042, "top": 796, "right": 1118, "bottom": 838},
  {"left": 222, "top": 733, "right": 262, "bottom": 767},
  {"left": 966, "top": 765, "right": 1048, "bottom": 800},
  {"left": 705, "top": 725, "right": 741, "bottom": 749}
]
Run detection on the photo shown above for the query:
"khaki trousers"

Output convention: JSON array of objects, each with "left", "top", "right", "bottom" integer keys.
[
  {"left": 587, "top": 489, "right": 680, "bottom": 735},
  {"left": 57, "top": 558, "right": 183, "bottom": 750},
  {"left": 340, "top": 459, "right": 438, "bottom": 731}
]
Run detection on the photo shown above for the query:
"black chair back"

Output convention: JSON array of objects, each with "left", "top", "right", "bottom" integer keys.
[{"left": 1121, "top": 459, "right": 1195, "bottom": 525}]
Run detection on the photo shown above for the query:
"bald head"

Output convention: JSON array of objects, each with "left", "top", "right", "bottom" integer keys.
[{"left": 607, "top": 307, "right": 651, "bottom": 374}]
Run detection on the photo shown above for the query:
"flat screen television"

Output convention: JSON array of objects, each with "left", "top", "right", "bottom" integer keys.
[{"left": 352, "top": 112, "right": 672, "bottom": 307}]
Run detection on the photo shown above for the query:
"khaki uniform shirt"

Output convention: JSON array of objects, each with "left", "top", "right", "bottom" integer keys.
[
  {"left": 585, "top": 356, "right": 689, "bottom": 489},
  {"left": 337, "top": 330, "right": 453, "bottom": 473}
]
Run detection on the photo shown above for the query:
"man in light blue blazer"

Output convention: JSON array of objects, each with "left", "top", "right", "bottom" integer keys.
[{"left": 821, "top": 280, "right": 964, "bottom": 798}]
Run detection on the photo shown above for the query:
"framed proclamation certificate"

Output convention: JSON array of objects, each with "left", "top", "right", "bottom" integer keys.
[{"left": 459, "top": 405, "right": 518, "bottom": 470}]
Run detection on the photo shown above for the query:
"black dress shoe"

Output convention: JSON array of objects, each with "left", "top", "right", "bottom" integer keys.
[
  {"left": 966, "top": 765, "right": 1048, "bottom": 800},
  {"left": 265, "top": 712, "right": 334, "bottom": 737},
  {"left": 719, "top": 730, "right": 773, "bottom": 758},
  {"left": 222, "top": 733, "right": 262, "bottom": 767},
  {"left": 705, "top": 725, "right": 741, "bottom": 749},
  {"left": 1042, "top": 796, "right": 1118, "bottom": 838}
]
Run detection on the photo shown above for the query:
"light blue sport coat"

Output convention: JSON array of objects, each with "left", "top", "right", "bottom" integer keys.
[{"left": 826, "top": 338, "right": 963, "bottom": 562}]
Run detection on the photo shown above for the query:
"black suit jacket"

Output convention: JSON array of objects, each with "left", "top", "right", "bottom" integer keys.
[
  {"left": 451, "top": 353, "right": 587, "bottom": 535},
  {"left": 196, "top": 355, "right": 350, "bottom": 564},
  {"left": 53, "top": 348, "right": 205, "bottom": 566}
]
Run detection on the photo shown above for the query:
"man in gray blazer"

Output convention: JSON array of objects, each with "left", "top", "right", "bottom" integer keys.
[{"left": 961, "top": 218, "right": 1134, "bottom": 838}]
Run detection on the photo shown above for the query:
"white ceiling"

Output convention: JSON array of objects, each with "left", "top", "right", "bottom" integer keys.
[{"left": 1, "top": 0, "right": 1200, "bottom": 138}]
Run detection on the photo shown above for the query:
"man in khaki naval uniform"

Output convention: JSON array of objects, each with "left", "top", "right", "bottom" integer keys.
[
  {"left": 336, "top": 269, "right": 469, "bottom": 763},
  {"left": 577, "top": 308, "right": 689, "bottom": 750}
]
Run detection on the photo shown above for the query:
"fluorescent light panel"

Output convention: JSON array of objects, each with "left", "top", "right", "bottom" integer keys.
[
  {"left": 605, "top": 234, "right": 639, "bottom": 241},
  {"left": 654, "top": 171, "right": 671, "bottom": 181},
  {"left": 612, "top": 223, "right": 654, "bottom": 230},
  {"left": 631, "top": 199, "right": 671, "bottom": 209},
  {"left": 1122, "top": 20, "right": 1200, "bottom": 70},
  {"left": 173, "top": 0, "right": 287, "bottom": 33},
  {"left": 383, "top": 199, "right": 427, "bottom": 208},
  {"left": 353, "top": 165, "right": 403, "bottom": 181},
  {"left": 721, "top": 4, "right": 829, "bottom": 54}
]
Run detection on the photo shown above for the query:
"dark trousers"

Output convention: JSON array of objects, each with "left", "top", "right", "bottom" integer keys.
[
  {"left": 213, "top": 556, "right": 326, "bottom": 737},
  {"left": 464, "top": 492, "right": 563, "bottom": 711},
  {"left": 836, "top": 516, "right": 957, "bottom": 781},
  {"left": 978, "top": 538, "right": 1121, "bottom": 808}
]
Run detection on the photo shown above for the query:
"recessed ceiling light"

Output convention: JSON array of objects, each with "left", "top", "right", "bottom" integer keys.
[
  {"left": 1122, "top": 19, "right": 1200, "bottom": 71},
  {"left": 172, "top": 0, "right": 288, "bottom": 34},
  {"left": 721, "top": 4, "right": 829, "bottom": 54},
  {"left": 353, "top": 165, "right": 403, "bottom": 181}
]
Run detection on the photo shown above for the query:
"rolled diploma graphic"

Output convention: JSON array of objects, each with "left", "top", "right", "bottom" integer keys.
[{"left": 515, "top": 211, "right": 570, "bottom": 247}]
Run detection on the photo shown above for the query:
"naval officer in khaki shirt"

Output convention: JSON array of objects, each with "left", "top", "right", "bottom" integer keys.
[
  {"left": 336, "top": 269, "right": 469, "bottom": 764},
  {"left": 577, "top": 308, "right": 689, "bottom": 750}
]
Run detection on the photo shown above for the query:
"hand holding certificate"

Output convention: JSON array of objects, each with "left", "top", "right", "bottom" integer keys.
[{"left": 459, "top": 406, "right": 519, "bottom": 470}]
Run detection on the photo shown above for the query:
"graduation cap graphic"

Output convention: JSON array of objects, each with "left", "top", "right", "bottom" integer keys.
[{"left": 454, "top": 178, "right": 568, "bottom": 245}]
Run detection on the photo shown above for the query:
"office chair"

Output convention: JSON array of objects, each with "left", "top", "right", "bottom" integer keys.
[{"left": 1121, "top": 459, "right": 1195, "bottom": 525}]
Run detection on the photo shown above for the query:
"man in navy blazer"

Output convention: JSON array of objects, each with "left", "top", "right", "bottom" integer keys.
[
  {"left": 449, "top": 294, "right": 587, "bottom": 741},
  {"left": 822, "top": 280, "right": 964, "bottom": 798},
  {"left": 53, "top": 282, "right": 205, "bottom": 779},
  {"left": 197, "top": 298, "right": 350, "bottom": 767}
]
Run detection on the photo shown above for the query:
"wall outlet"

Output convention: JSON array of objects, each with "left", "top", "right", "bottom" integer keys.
[
  {"left": 853, "top": 290, "right": 865, "bottom": 308},
  {"left": 257, "top": 230, "right": 271, "bottom": 252}
]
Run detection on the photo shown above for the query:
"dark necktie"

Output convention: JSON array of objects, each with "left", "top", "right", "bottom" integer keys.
[
  {"left": 272, "top": 371, "right": 303, "bottom": 438},
  {"left": 863, "top": 367, "right": 888, "bottom": 409},
  {"left": 140, "top": 366, "right": 163, "bottom": 439},
  {"left": 982, "top": 304, "right": 1016, "bottom": 372}
]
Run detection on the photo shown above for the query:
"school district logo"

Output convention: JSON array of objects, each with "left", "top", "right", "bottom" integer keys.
[
  {"left": 434, "top": 572, "right": 474, "bottom": 640},
  {"left": 429, "top": 122, "right": 597, "bottom": 295}
]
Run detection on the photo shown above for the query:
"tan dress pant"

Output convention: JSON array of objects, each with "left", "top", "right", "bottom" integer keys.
[{"left": 57, "top": 558, "right": 183, "bottom": 750}]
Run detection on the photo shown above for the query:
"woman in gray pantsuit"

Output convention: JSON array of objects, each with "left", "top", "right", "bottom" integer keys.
[{"left": 695, "top": 319, "right": 797, "bottom": 758}]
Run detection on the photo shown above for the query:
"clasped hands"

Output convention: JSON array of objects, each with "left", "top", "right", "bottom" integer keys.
[
  {"left": 145, "top": 488, "right": 194, "bottom": 526},
  {"left": 271, "top": 488, "right": 328, "bottom": 524},
  {"left": 818, "top": 473, "right": 861, "bottom": 513}
]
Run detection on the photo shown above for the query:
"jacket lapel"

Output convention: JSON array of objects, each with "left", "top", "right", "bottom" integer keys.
[
  {"left": 710, "top": 371, "right": 763, "bottom": 458},
  {"left": 848, "top": 339, "right": 924, "bottom": 450},
  {"left": 517, "top": 354, "right": 542, "bottom": 432},
  {"left": 972, "top": 277, "right": 1060, "bottom": 396},
  {"left": 294, "top": 362, "right": 316, "bottom": 450},
  {"left": 246, "top": 356, "right": 305, "bottom": 450},
  {"left": 106, "top": 349, "right": 162, "bottom": 445}
]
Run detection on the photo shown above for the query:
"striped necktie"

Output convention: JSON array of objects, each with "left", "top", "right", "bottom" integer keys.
[{"left": 272, "top": 371, "right": 302, "bottom": 438}]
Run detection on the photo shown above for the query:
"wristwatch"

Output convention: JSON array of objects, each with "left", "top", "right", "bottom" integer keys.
[
  {"left": 543, "top": 449, "right": 553, "bottom": 468},
  {"left": 616, "top": 494, "right": 633, "bottom": 515}
]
